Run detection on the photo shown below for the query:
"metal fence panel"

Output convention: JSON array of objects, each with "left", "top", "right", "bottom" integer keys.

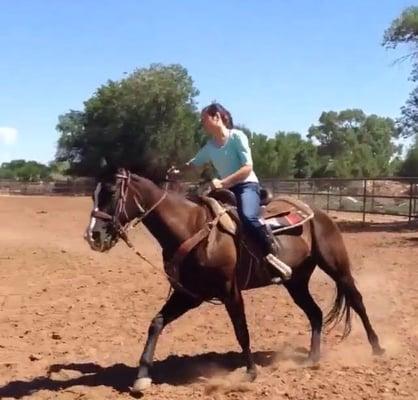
[{"left": 2, "top": 177, "right": 418, "bottom": 221}]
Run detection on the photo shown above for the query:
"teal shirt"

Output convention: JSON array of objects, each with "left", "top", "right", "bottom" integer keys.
[{"left": 190, "top": 129, "right": 259, "bottom": 183}]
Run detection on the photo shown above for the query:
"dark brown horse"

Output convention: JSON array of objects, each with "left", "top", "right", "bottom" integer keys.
[{"left": 85, "top": 168, "right": 384, "bottom": 394}]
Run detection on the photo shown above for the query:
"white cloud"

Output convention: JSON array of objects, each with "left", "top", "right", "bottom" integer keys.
[{"left": 0, "top": 127, "right": 18, "bottom": 145}]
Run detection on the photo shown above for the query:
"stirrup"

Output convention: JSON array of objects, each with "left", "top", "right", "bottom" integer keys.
[{"left": 265, "top": 253, "right": 292, "bottom": 281}]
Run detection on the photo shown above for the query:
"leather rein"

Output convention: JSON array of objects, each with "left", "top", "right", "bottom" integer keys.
[{"left": 91, "top": 170, "right": 222, "bottom": 304}]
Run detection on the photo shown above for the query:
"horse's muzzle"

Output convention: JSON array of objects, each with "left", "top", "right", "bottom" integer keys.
[{"left": 85, "top": 227, "right": 114, "bottom": 252}]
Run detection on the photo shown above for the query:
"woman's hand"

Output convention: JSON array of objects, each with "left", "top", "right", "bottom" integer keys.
[
  {"left": 210, "top": 178, "right": 223, "bottom": 189},
  {"left": 166, "top": 165, "right": 181, "bottom": 180}
]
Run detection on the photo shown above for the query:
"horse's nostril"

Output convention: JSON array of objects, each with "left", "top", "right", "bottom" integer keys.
[{"left": 92, "top": 231, "right": 101, "bottom": 242}]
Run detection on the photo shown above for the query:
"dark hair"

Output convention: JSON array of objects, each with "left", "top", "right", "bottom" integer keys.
[{"left": 201, "top": 103, "right": 234, "bottom": 129}]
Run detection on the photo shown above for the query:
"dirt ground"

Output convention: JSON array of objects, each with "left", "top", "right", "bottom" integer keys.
[{"left": 0, "top": 196, "right": 417, "bottom": 400}]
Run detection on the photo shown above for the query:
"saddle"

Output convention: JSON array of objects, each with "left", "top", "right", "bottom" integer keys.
[
  {"left": 203, "top": 187, "right": 314, "bottom": 236},
  {"left": 165, "top": 188, "right": 314, "bottom": 291}
]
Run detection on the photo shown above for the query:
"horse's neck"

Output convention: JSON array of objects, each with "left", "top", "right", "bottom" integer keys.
[
  {"left": 134, "top": 178, "right": 203, "bottom": 253},
  {"left": 134, "top": 176, "right": 164, "bottom": 210}
]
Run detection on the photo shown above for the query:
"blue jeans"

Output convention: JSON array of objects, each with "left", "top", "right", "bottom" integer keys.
[{"left": 230, "top": 182, "right": 271, "bottom": 254}]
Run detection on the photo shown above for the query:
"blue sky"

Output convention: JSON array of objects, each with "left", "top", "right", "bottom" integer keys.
[{"left": 0, "top": 0, "right": 415, "bottom": 164}]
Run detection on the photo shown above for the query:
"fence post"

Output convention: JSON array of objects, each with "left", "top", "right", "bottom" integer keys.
[
  {"left": 371, "top": 180, "right": 375, "bottom": 214},
  {"left": 297, "top": 181, "right": 301, "bottom": 199},
  {"left": 327, "top": 185, "right": 330, "bottom": 213},
  {"left": 409, "top": 182, "right": 413, "bottom": 223},
  {"left": 362, "top": 179, "right": 367, "bottom": 224},
  {"left": 338, "top": 185, "right": 342, "bottom": 210}
]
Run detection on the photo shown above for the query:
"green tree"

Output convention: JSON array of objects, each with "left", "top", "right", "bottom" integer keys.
[
  {"left": 0, "top": 167, "right": 13, "bottom": 179},
  {"left": 273, "top": 132, "right": 308, "bottom": 178},
  {"left": 0, "top": 160, "right": 51, "bottom": 181},
  {"left": 399, "top": 87, "right": 418, "bottom": 136},
  {"left": 308, "top": 110, "right": 399, "bottom": 177},
  {"left": 250, "top": 131, "right": 318, "bottom": 179},
  {"left": 383, "top": 6, "right": 418, "bottom": 80},
  {"left": 294, "top": 140, "right": 319, "bottom": 178},
  {"left": 250, "top": 133, "right": 278, "bottom": 178},
  {"left": 398, "top": 135, "right": 418, "bottom": 176},
  {"left": 56, "top": 64, "right": 200, "bottom": 179},
  {"left": 383, "top": 6, "right": 418, "bottom": 136}
]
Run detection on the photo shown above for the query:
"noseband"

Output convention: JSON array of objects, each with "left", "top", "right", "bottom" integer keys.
[{"left": 90, "top": 169, "right": 223, "bottom": 305}]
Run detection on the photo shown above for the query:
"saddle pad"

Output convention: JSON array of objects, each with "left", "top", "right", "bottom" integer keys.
[
  {"left": 263, "top": 196, "right": 313, "bottom": 220},
  {"left": 267, "top": 212, "right": 305, "bottom": 229}
]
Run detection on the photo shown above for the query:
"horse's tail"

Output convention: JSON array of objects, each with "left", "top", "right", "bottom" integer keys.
[
  {"left": 311, "top": 208, "right": 353, "bottom": 338},
  {"left": 324, "top": 279, "right": 352, "bottom": 338}
]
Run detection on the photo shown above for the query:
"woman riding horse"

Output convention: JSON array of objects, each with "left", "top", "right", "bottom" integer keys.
[
  {"left": 85, "top": 104, "right": 384, "bottom": 395},
  {"left": 172, "top": 102, "right": 292, "bottom": 281}
]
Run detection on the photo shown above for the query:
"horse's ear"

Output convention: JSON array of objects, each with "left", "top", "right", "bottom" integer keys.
[
  {"left": 104, "top": 156, "right": 118, "bottom": 172},
  {"left": 100, "top": 157, "right": 108, "bottom": 169},
  {"left": 97, "top": 156, "right": 117, "bottom": 181}
]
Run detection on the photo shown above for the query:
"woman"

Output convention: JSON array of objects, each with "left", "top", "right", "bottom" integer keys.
[{"left": 174, "top": 103, "right": 292, "bottom": 281}]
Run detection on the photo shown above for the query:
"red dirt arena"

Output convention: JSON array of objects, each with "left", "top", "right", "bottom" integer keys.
[{"left": 0, "top": 196, "right": 417, "bottom": 399}]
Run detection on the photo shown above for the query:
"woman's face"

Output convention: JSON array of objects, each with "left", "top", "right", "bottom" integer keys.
[{"left": 201, "top": 111, "right": 224, "bottom": 135}]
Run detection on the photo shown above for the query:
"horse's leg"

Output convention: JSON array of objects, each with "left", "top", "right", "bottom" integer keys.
[
  {"left": 284, "top": 274, "right": 323, "bottom": 363},
  {"left": 312, "top": 210, "right": 384, "bottom": 355},
  {"left": 224, "top": 285, "right": 257, "bottom": 381},
  {"left": 338, "top": 274, "right": 385, "bottom": 355},
  {"left": 317, "top": 248, "right": 384, "bottom": 355},
  {"left": 132, "top": 290, "right": 202, "bottom": 393}
]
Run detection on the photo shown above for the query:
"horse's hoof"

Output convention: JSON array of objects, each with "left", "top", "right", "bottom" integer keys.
[
  {"left": 306, "top": 360, "right": 321, "bottom": 370},
  {"left": 132, "top": 377, "right": 152, "bottom": 394},
  {"left": 373, "top": 346, "right": 386, "bottom": 356},
  {"left": 308, "top": 352, "right": 320, "bottom": 365},
  {"left": 246, "top": 367, "right": 257, "bottom": 382}
]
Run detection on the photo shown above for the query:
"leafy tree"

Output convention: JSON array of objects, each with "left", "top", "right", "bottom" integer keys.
[
  {"left": 273, "top": 132, "right": 306, "bottom": 178},
  {"left": 398, "top": 134, "right": 418, "bottom": 176},
  {"left": 294, "top": 140, "right": 319, "bottom": 178},
  {"left": 383, "top": 6, "right": 418, "bottom": 80},
  {"left": 0, "top": 160, "right": 51, "bottom": 181},
  {"left": 0, "top": 167, "right": 13, "bottom": 179},
  {"left": 383, "top": 6, "right": 418, "bottom": 136},
  {"left": 399, "top": 87, "right": 418, "bottom": 137},
  {"left": 308, "top": 110, "right": 399, "bottom": 177},
  {"left": 251, "top": 133, "right": 280, "bottom": 178},
  {"left": 249, "top": 130, "right": 318, "bottom": 179},
  {"left": 56, "top": 64, "right": 200, "bottom": 180}
]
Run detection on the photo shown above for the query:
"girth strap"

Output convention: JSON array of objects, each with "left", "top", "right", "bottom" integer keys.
[{"left": 165, "top": 212, "right": 225, "bottom": 273}]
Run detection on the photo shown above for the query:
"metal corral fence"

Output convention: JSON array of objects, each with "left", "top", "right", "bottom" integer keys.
[
  {"left": 261, "top": 177, "right": 418, "bottom": 222},
  {"left": 2, "top": 177, "right": 418, "bottom": 222},
  {"left": 0, "top": 179, "right": 94, "bottom": 196}
]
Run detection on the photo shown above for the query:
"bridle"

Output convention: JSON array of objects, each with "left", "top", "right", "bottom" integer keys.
[
  {"left": 90, "top": 168, "right": 214, "bottom": 302},
  {"left": 91, "top": 169, "right": 167, "bottom": 245},
  {"left": 89, "top": 168, "right": 238, "bottom": 305}
]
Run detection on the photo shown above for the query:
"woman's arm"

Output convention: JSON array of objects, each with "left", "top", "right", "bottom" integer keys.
[
  {"left": 217, "top": 131, "right": 254, "bottom": 189},
  {"left": 220, "top": 164, "right": 252, "bottom": 189}
]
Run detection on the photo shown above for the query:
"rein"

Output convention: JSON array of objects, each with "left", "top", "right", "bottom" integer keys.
[
  {"left": 93, "top": 170, "right": 223, "bottom": 305},
  {"left": 92, "top": 171, "right": 167, "bottom": 236}
]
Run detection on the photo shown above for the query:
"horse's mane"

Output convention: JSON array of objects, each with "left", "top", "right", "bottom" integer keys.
[{"left": 128, "top": 171, "right": 202, "bottom": 210}]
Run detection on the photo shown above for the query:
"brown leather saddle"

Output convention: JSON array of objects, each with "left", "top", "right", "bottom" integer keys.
[
  {"left": 164, "top": 188, "right": 314, "bottom": 291},
  {"left": 206, "top": 187, "right": 314, "bottom": 236}
]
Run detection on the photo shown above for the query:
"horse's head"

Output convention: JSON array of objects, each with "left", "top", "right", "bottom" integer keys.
[
  {"left": 84, "top": 168, "right": 143, "bottom": 252},
  {"left": 85, "top": 167, "right": 168, "bottom": 252}
]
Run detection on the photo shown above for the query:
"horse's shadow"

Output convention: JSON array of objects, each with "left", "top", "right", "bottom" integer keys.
[{"left": 0, "top": 348, "right": 308, "bottom": 398}]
